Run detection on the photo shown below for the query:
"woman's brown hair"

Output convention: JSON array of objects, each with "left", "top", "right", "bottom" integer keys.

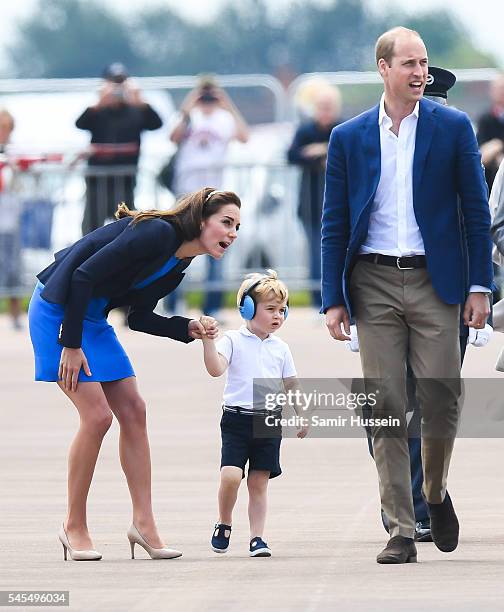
[{"left": 115, "top": 187, "right": 241, "bottom": 240}]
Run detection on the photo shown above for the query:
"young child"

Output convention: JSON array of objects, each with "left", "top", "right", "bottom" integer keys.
[{"left": 200, "top": 269, "right": 307, "bottom": 557}]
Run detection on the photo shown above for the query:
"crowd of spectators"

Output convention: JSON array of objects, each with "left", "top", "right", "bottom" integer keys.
[{"left": 2, "top": 67, "right": 504, "bottom": 327}]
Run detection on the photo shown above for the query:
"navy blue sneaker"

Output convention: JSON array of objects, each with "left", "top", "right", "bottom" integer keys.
[
  {"left": 211, "top": 523, "right": 231, "bottom": 553},
  {"left": 414, "top": 519, "right": 432, "bottom": 542},
  {"left": 249, "top": 537, "right": 271, "bottom": 557}
]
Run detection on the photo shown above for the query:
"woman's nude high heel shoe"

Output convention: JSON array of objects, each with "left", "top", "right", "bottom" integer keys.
[
  {"left": 58, "top": 525, "right": 102, "bottom": 561},
  {"left": 127, "top": 524, "right": 182, "bottom": 559}
]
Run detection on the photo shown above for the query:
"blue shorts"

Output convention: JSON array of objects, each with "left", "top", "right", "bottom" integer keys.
[{"left": 220, "top": 409, "right": 282, "bottom": 479}]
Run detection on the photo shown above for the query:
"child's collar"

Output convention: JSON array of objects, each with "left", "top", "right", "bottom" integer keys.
[{"left": 239, "top": 325, "right": 270, "bottom": 340}]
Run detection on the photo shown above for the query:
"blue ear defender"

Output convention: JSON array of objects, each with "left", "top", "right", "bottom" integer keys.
[
  {"left": 239, "top": 279, "right": 262, "bottom": 320},
  {"left": 238, "top": 278, "right": 289, "bottom": 321}
]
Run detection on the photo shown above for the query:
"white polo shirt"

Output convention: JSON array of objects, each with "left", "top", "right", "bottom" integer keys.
[{"left": 216, "top": 325, "right": 297, "bottom": 408}]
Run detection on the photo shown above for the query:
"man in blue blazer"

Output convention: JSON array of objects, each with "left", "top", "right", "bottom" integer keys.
[{"left": 322, "top": 27, "right": 492, "bottom": 564}]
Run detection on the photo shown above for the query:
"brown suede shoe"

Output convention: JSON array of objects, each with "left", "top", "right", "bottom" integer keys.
[
  {"left": 427, "top": 491, "right": 459, "bottom": 552},
  {"left": 376, "top": 536, "right": 417, "bottom": 564}
]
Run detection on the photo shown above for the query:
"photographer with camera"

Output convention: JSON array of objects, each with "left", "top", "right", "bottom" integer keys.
[
  {"left": 167, "top": 76, "right": 249, "bottom": 318},
  {"left": 76, "top": 63, "right": 163, "bottom": 235}
]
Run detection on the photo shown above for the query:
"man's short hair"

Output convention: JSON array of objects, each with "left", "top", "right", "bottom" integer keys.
[{"left": 375, "top": 26, "right": 422, "bottom": 66}]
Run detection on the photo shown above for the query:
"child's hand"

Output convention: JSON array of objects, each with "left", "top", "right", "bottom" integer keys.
[
  {"left": 297, "top": 421, "right": 309, "bottom": 439},
  {"left": 199, "top": 315, "right": 219, "bottom": 340}
]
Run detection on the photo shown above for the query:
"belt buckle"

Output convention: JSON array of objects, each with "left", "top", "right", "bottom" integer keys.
[{"left": 396, "top": 256, "right": 414, "bottom": 270}]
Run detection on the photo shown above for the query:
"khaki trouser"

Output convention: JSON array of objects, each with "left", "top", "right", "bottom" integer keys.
[{"left": 350, "top": 260, "right": 461, "bottom": 538}]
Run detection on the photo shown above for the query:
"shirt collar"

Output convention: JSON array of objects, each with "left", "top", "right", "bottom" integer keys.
[
  {"left": 239, "top": 325, "right": 271, "bottom": 341},
  {"left": 378, "top": 93, "right": 420, "bottom": 127},
  {"left": 239, "top": 325, "right": 255, "bottom": 337}
]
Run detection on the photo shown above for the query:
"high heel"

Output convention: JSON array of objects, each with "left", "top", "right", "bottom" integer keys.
[
  {"left": 58, "top": 525, "right": 102, "bottom": 561},
  {"left": 127, "top": 524, "right": 182, "bottom": 560}
]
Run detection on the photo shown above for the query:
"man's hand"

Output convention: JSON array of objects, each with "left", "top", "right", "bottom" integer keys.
[
  {"left": 463, "top": 293, "right": 491, "bottom": 329},
  {"left": 124, "top": 78, "right": 144, "bottom": 105},
  {"left": 325, "top": 306, "right": 351, "bottom": 341},
  {"left": 96, "top": 82, "right": 117, "bottom": 107},
  {"left": 297, "top": 421, "right": 309, "bottom": 439},
  {"left": 480, "top": 138, "right": 504, "bottom": 166},
  {"left": 180, "top": 88, "right": 201, "bottom": 115},
  {"left": 301, "top": 143, "right": 328, "bottom": 159},
  {"left": 213, "top": 87, "right": 235, "bottom": 111}
]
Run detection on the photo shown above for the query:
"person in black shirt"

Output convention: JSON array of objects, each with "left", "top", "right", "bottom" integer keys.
[
  {"left": 477, "top": 73, "right": 504, "bottom": 190},
  {"left": 76, "top": 63, "right": 162, "bottom": 235},
  {"left": 287, "top": 87, "right": 342, "bottom": 309}
]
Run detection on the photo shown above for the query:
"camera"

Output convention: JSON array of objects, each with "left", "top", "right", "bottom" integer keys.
[
  {"left": 111, "top": 85, "right": 126, "bottom": 102},
  {"left": 198, "top": 85, "right": 218, "bottom": 104}
]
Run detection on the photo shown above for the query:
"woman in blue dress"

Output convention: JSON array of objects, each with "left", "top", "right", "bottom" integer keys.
[{"left": 28, "top": 187, "right": 241, "bottom": 560}]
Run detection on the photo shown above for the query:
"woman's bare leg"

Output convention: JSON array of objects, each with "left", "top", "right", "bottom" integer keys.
[
  {"left": 102, "top": 377, "right": 164, "bottom": 548},
  {"left": 58, "top": 381, "right": 113, "bottom": 550}
]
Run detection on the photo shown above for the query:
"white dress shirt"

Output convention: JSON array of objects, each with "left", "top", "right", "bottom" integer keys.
[
  {"left": 360, "top": 95, "right": 424, "bottom": 256},
  {"left": 360, "top": 95, "right": 489, "bottom": 294}
]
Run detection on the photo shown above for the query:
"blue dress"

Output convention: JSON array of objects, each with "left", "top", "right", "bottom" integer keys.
[{"left": 28, "top": 255, "right": 180, "bottom": 382}]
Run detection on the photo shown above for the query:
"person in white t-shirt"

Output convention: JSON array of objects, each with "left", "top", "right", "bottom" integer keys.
[
  {"left": 200, "top": 270, "right": 307, "bottom": 558},
  {"left": 169, "top": 76, "right": 249, "bottom": 317}
]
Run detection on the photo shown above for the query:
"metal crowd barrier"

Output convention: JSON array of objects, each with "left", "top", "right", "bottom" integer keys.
[
  {"left": 0, "top": 157, "right": 320, "bottom": 303},
  {"left": 0, "top": 68, "right": 499, "bottom": 123},
  {"left": 1, "top": 68, "right": 501, "bottom": 310}
]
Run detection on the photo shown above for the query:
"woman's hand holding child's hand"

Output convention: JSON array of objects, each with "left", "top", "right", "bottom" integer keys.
[
  {"left": 199, "top": 315, "right": 219, "bottom": 340},
  {"left": 188, "top": 316, "right": 219, "bottom": 340}
]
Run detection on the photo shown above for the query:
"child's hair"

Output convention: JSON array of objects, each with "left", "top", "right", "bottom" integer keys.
[{"left": 236, "top": 269, "right": 288, "bottom": 307}]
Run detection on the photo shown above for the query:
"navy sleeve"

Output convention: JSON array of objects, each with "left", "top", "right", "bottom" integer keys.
[
  {"left": 321, "top": 127, "right": 350, "bottom": 312},
  {"left": 127, "top": 295, "right": 194, "bottom": 343},
  {"left": 477, "top": 114, "right": 498, "bottom": 146},
  {"left": 287, "top": 124, "right": 317, "bottom": 166},
  {"left": 59, "top": 221, "right": 177, "bottom": 348},
  {"left": 455, "top": 113, "right": 493, "bottom": 289}
]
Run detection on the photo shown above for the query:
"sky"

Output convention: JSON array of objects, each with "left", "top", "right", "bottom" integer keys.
[{"left": 1, "top": 0, "right": 503, "bottom": 71}]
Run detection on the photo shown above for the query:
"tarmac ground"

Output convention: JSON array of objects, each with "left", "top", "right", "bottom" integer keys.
[{"left": 1, "top": 308, "right": 503, "bottom": 611}]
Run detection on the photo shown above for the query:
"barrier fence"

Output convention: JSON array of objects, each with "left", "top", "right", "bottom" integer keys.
[
  {"left": 0, "top": 157, "right": 318, "bottom": 303},
  {"left": 1, "top": 68, "right": 501, "bottom": 306}
]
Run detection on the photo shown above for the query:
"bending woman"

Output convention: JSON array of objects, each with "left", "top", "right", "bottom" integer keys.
[{"left": 28, "top": 187, "right": 241, "bottom": 560}]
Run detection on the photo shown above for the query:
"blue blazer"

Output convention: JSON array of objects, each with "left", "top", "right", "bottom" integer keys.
[
  {"left": 321, "top": 98, "right": 493, "bottom": 316},
  {"left": 37, "top": 217, "right": 193, "bottom": 348}
]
